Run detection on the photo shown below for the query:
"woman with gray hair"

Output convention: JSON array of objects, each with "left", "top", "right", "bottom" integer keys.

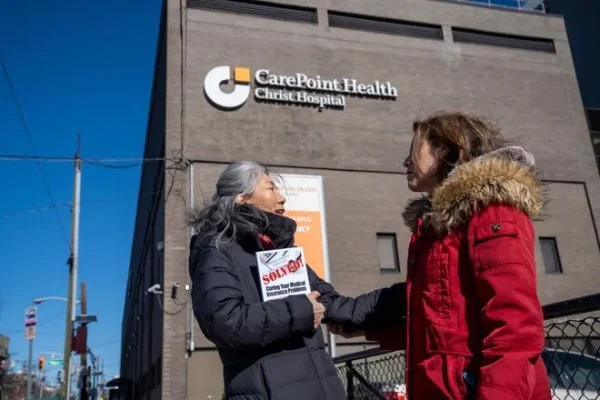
[{"left": 189, "top": 161, "right": 402, "bottom": 400}]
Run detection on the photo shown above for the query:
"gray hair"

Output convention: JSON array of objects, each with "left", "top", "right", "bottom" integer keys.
[{"left": 188, "top": 161, "right": 270, "bottom": 246}]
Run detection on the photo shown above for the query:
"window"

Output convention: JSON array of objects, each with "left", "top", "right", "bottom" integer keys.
[
  {"left": 561, "top": 352, "right": 600, "bottom": 391},
  {"left": 592, "top": 132, "right": 600, "bottom": 155},
  {"left": 327, "top": 10, "right": 443, "bottom": 40},
  {"left": 188, "top": 0, "right": 318, "bottom": 24},
  {"left": 377, "top": 233, "right": 400, "bottom": 272},
  {"left": 549, "top": 350, "right": 600, "bottom": 391},
  {"left": 586, "top": 109, "right": 600, "bottom": 132},
  {"left": 540, "top": 237, "right": 562, "bottom": 274},
  {"left": 541, "top": 350, "right": 560, "bottom": 388},
  {"left": 451, "top": 27, "right": 555, "bottom": 53},
  {"left": 586, "top": 109, "right": 600, "bottom": 173},
  {"left": 592, "top": 132, "right": 600, "bottom": 172}
]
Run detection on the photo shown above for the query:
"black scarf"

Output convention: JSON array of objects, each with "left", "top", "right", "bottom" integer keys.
[
  {"left": 235, "top": 204, "right": 297, "bottom": 251},
  {"left": 190, "top": 204, "right": 298, "bottom": 252}
]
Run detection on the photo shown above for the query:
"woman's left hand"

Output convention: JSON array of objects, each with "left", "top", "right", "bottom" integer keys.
[{"left": 307, "top": 291, "right": 326, "bottom": 329}]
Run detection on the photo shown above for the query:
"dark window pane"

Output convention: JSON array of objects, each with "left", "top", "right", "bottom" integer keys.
[
  {"left": 377, "top": 233, "right": 400, "bottom": 272},
  {"left": 328, "top": 11, "right": 443, "bottom": 40},
  {"left": 549, "top": 351, "right": 568, "bottom": 389},
  {"left": 560, "top": 352, "right": 600, "bottom": 391},
  {"left": 540, "top": 237, "right": 562, "bottom": 274},
  {"left": 591, "top": 132, "right": 600, "bottom": 154},
  {"left": 452, "top": 27, "right": 555, "bottom": 53},
  {"left": 587, "top": 109, "right": 600, "bottom": 132},
  {"left": 542, "top": 350, "right": 561, "bottom": 388},
  {"left": 188, "top": 0, "right": 318, "bottom": 24}
]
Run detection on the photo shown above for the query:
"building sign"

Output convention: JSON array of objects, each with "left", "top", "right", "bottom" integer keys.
[
  {"left": 204, "top": 66, "right": 251, "bottom": 110},
  {"left": 278, "top": 174, "right": 330, "bottom": 281},
  {"left": 204, "top": 65, "right": 397, "bottom": 111}
]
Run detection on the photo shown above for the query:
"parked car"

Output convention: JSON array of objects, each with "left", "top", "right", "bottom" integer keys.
[
  {"left": 542, "top": 347, "right": 600, "bottom": 400},
  {"left": 353, "top": 381, "right": 406, "bottom": 400}
]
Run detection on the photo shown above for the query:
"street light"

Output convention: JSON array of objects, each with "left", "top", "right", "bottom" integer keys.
[{"left": 33, "top": 297, "right": 81, "bottom": 305}]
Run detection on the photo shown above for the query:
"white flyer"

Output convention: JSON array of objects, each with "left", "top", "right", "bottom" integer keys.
[{"left": 256, "top": 247, "right": 311, "bottom": 301}]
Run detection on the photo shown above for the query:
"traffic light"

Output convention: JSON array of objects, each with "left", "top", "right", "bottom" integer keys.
[
  {"left": 38, "top": 355, "right": 45, "bottom": 370},
  {"left": 57, "top": 370, "right": 62, "bottom": 383}
]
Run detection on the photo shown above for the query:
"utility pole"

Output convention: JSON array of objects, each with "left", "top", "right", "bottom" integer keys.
[
  {"left": 96, "top": 356, "right": 101, "bottom": 394},
  {"left": 61, "top": 135, "right": 82, "bottom": 400},
  {"left": 39, "top": 368, "right": 44, "bottom": 399},
  {"left": 26, "top": 339, "right": 32, "bottom": 400},
  {"left": 88, "top": 350, "right": 101, "bottom": 400},
  {"left": 24, "top": 306, "right": 38, "bottom": 400},
  {"left": 99, "top": 357, "right": 104, "bottom": 393},
  {"left": 80, "top": 282, "right": 88, "bottom": 400}
]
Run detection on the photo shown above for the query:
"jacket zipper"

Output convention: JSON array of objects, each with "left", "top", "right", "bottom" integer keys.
[
  {"left": 406, "top": 231, "right": 424, "bottom": 400},
  {"left": 407, "top": 261, "right": 415, "bottom": 400}
]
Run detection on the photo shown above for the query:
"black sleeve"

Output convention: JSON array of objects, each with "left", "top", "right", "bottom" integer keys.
[
  {"left": 190, "top": 245, "right": 316, "bottom": 349},
  {"left": 306, "top": 266, "right": 406, "bottom": 330}
]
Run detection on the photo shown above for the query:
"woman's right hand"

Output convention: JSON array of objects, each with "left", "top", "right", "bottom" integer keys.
[
  {"left": 307, "top": 291, "right": 326, "bottom": 329},
  {"left": 328, "top": 323, "right": 365, "bottom": 339}
]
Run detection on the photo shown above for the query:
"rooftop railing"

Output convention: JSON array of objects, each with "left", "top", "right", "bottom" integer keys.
[{"left": 446, "top": 0, "right": 546, "bottom": 13}]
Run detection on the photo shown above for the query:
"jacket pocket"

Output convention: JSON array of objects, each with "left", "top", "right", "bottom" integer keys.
[
  {"left": 225, "top": 362, "right": 270, "bottom": 400},
  {"left": 413, "top": 325, "right": 473, "bottom": 399},
  {"left": 471, "top": 219, "right": 524, "bottom": 272},
  {"left": 258, "top": 348, "right": 320, "bottom": 399}
]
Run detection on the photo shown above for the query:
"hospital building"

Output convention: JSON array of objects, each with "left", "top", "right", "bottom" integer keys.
[{"left": 119, "top": 0, "right": 600, "bottom": 398}]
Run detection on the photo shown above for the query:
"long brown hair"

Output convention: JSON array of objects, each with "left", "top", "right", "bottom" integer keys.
[{"left": 412, "top": 111, "right": 515, "bottom": 183}]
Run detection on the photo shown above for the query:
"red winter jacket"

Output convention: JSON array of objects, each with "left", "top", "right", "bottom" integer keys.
[{"left": 366, "top": 147, "right": 551, "bottom": 400}]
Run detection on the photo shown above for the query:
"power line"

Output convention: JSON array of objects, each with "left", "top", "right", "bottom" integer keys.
[
  {"left": 3, "top": 314, "right": 65, "bottom": 334},
  {"left": 0, "top": 154, "right": 74, "bottom": 162},
  {"left": 0, "top": 58, "right": 70, "bottom": 246},
  {"left": 0, "top": 202, "right": 71, "bottom": 220},
  {"left": 0, "top": 190, "right": 163, "bottom": 220},
  {"left": 83, "top": 159, "right": 146, "bottom": 169},
  {"left": 83, "top": 157, "right": 168, "bottom": 167},
  {"left": 89, "top": 339, "right": 120, "bottom": 349},
  {"left": 0, "top": 154, "right": 171, "bottom": 170},
  {"left": 0, "top": 154, "right": 169, "bottom": 164}
]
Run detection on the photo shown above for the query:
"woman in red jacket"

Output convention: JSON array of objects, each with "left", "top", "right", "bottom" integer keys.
[{"left": 330, "top": 112, "right": 551, "bottom": 400}]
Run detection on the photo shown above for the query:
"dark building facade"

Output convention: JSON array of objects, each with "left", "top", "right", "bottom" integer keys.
[
  {"left": 120, "top": 1, "right": 600, "bottom": 399},
  {"left": 544, "top": 0, "right": 600, "bottom": 109},
  {"left": 544, "top": 0, "right": 600, "bottom": 171}
]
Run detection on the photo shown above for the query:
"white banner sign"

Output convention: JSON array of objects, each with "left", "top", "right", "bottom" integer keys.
[
  {"left": 278, "top": 174, "right": 330, "bottom": 282},
  {"left": 257, "top": 247, "right": 311, "bottom": 301},
  {"left": 277, "top": 174, "right": 337, "bottom": 356}
]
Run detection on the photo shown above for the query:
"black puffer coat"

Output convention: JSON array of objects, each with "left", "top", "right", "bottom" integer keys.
[{"left": 189, "top": 207, "right": 403, "bottom": 400}]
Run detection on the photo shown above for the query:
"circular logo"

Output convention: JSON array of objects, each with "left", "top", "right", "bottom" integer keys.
[{"left": 204, "top": 66, "right": 251, "bottom": 110}]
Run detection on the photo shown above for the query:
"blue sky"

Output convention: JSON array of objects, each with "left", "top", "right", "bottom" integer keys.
[{"left": 0, "top": 0, "right": 162, "bottom": 382}]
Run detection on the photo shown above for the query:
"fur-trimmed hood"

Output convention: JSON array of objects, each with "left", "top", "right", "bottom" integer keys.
[{"left": 402, "top": 146, "right": 546, "bottom": 233}]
